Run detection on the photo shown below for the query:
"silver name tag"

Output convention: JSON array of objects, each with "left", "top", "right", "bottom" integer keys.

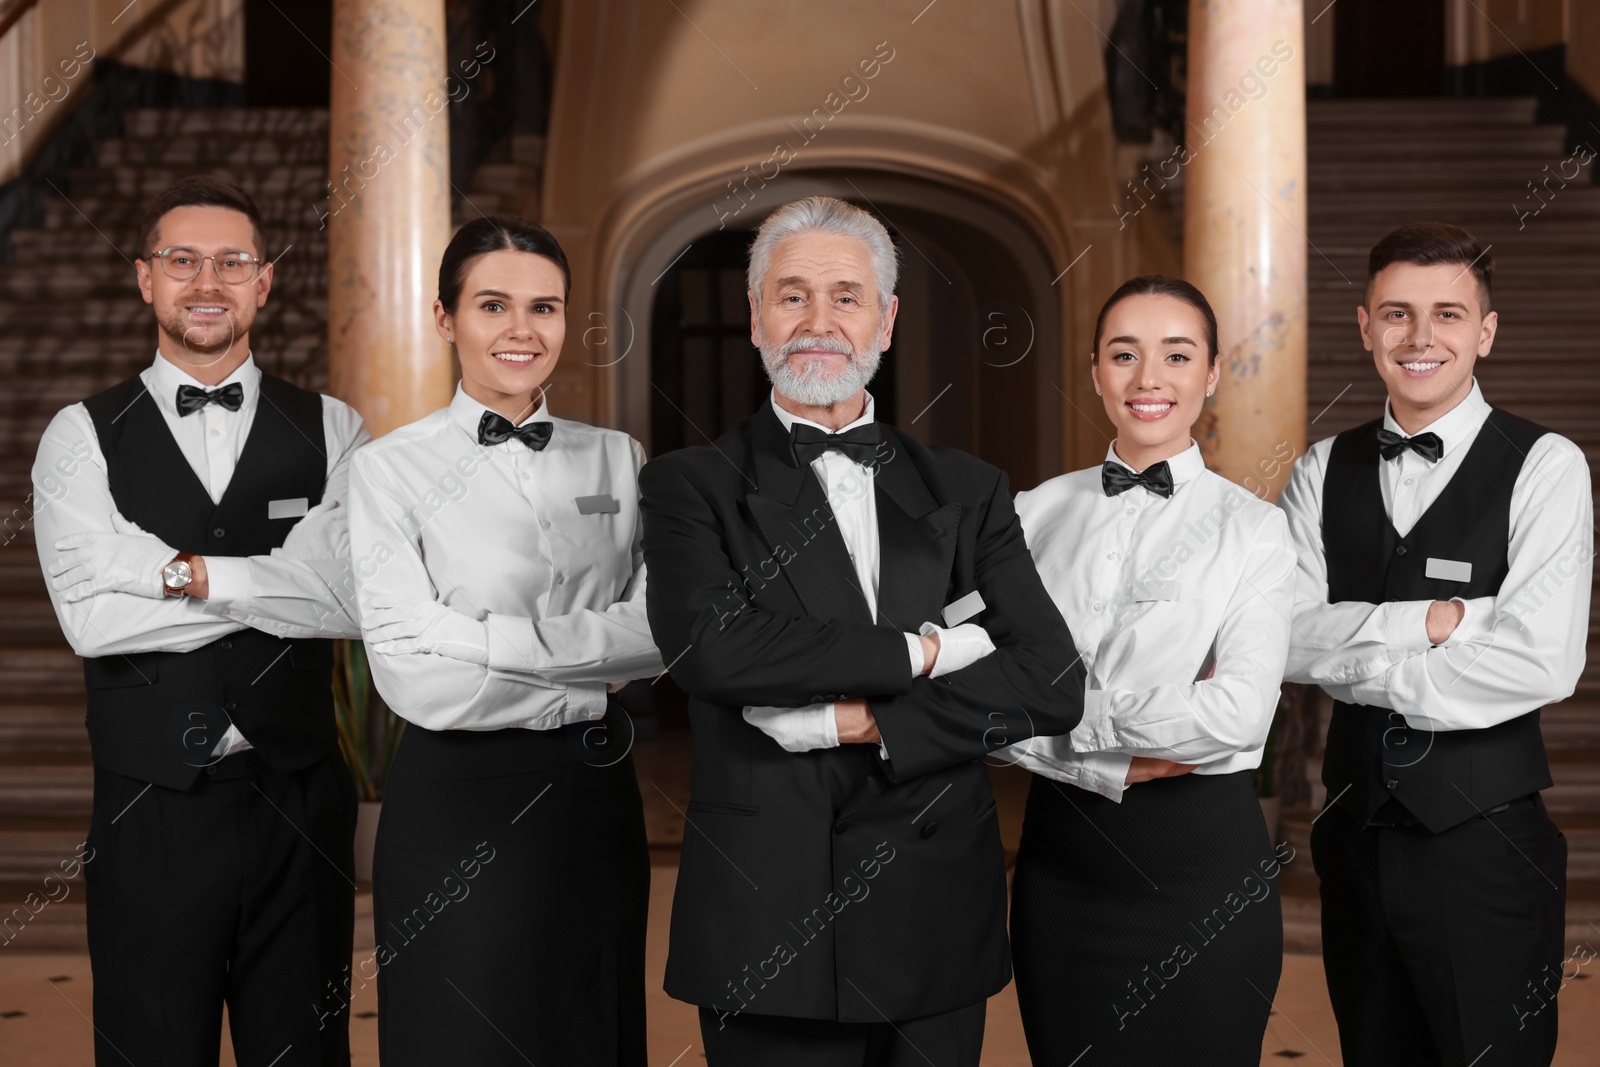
[
  {"left": 575, "top": 494, "right": 620, "bottom": 515},
  {"left": 268, "top": 497, "right": 309, "bottom": 520},
  {"left": 941, "top": 590, "right": 985, "bottom": 626},
  {"left": 1425, "top": 557, "right": 1472, "bottom": 583}
]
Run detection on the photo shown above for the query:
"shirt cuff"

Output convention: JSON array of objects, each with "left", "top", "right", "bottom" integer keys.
[
  {"left": 563, "top": 682, "right": 609, "bottom": 724},
  {"left": 198, "top": 555, "right": 253, "bottom": 614},
  {"left": 1383, "top": 600, "right": 1434, "bottom": 654},
  {"left": 484, "top": 613, "right": 536, "bottom": 672},
  {"left": 904, "top": 632, "right": 926, "bottom": 677},
  {"left": 1447, "top": 597, "right": 1492, "bottom": 647},
  {"left": 1070, "top": 688, "right": 1117, "bottom": 751},
  {"left": 920, "top": 621, "right": 997, "bottom": 679},
  {"left": 1072, "top": 750, "right": 1133, "bottom": 802}
]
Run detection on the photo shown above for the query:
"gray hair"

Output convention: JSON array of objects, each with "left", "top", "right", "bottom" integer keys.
[{"left": 746, "top": 195, "right": 899, "bottom": 305}]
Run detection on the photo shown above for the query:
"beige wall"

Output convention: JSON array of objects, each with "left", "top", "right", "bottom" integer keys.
[
  {"left": 1446, "top": 0, "right": 1566, "bottom": 65},
  {"left": 0, "top": 0, "right": 244, "bottom": 183},
  {"left": 541, "top": 0, "right": 1135, "bottom": 473},
  {"left": 1571, "top": 0, "right": 1600, "bottom": 101}
]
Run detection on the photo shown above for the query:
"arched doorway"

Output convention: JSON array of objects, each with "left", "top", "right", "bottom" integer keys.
[{"left": 618, "top": 171, "right": 1063, "bottom": 491}]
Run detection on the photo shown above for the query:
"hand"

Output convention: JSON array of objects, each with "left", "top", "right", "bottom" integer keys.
[
  {"left": 362, "top": 595, "right": 489, "bottom": 664},
  {"left": 1425, "top": 599, "right": 1464, "bottom": 645},
  {"left": 49, "top": 514, "right": 175, "bottom": 601},
  {"left": 185, "top": 554, "right": 210, "bottom": 600},
  {"left": 1124, "top": 757, "right": 1199, "bottom": 785},
  {"left": 834, "top": 698, "right": 881, "bottom": 745},
  {"left": 918, "top": 631, "right": 940, "bottom": 675}
]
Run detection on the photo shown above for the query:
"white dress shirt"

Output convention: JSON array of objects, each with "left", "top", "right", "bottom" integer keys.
[
  {"left": 32, "top": 351, "right": 369, "bottom": 755},
  {"left": 1279, "top": 379, "right": 1592, "bottom": 731},
  {"left": 1005, "top": 442, "right": 1296, "bottom": 801},
  {"left": 347, "top": 386, "right": 663, "bottom": 733}
]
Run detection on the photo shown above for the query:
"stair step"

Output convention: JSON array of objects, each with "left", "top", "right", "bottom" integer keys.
[
  {"left": 0, "top": 766, "right": 92, "bottom": 820},
  {"left": 121, "top": 108, "right": 328, "bottom": 138}
]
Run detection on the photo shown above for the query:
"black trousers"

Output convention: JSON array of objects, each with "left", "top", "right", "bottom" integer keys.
[
  {"left": 1313, "top": 795, "right": 1567, "bottom": 1067},
  {"left": 698, "top": 1002, "right": 986, "bottom": 1067},
  {"left": 84, "top": 751, "right": 357, "bottom": 1067}
]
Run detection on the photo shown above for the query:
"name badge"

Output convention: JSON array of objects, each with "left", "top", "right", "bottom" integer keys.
[
  {"left": 941, "top": 590, "right": 985, "bottom": 627},
  {"left": 575, "top": 494, "right": 620, "bottom": 515},
  {"left": 268, "top": 497, "right": 309, "bottom": 520},
  {"left": 1130, "top": 580, "right": 1180, "bottom": 602},
  {"left": 1425, "top": 557, "right": 1472, "bottom": 583}
]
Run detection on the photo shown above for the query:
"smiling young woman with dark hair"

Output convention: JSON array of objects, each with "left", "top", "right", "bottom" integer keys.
[
  {"left": 1003, "top": 274, "right": 1293, "bottom": 1062},
  {"left": 347, "top": 217, "right": 663, "bottom": 1065}
]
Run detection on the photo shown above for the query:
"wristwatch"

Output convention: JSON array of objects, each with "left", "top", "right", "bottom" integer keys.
[{"left": 162, "top": 552, "right": 199, "bottom": 597}]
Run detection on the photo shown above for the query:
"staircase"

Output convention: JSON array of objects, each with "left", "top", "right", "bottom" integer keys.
[
  {"left": 1278, "top": 96, "right": 1600, "bottom": 952},
  {"left": 0, "top": 107, "right": 332, "bottom": 950}
]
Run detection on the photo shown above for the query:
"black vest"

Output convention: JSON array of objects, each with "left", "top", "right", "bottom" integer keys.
[
  {"left": 80, "top": 373, "right": 338, "bottom": 790},
  {"left": 1320, "top": 409, "right": 1554, "bottom": 832}
]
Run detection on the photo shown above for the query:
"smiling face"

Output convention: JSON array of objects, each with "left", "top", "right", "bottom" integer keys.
[
  {"left": 1091, "top": 293, "right": 1219, "bottom": 469},
  {"left": 135, "top": 205, "right": 270, "bottom": 376},
  {"left": 434, "top": 249, "right": 567, "bottom": 421},
  {"left": 1358, "top": 261, "right": 1496, "bottom": 432},
  {"left": 749, "top": 230, "right": 897, "bottom": 418}
]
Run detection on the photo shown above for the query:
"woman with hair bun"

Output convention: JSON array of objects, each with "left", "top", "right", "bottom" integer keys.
[
  {"left": 349, "top": 217, "right": 661, "bottom": 1065},
  {"left": 1005, "top": 275, "right": 1292, "bottom": 1063}
]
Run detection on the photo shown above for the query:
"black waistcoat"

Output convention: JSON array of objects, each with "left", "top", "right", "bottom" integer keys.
[
  {"left": 79, "top": 373, "right": 338, "bottom": 790},
  {"left": 1320, "top": 409, "right": 1554, "bottom": 832}
]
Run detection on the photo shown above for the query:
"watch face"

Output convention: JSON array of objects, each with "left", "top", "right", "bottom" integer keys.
[{"left": 164, "top": 561, "right": 192, "bottom": 588}]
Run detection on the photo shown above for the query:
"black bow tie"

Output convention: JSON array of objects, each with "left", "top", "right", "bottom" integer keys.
[
  {"left": 175, "top": 382, "right": 244, "bottom": 416},
  {"left": 478, "top": 411, "right": 554, "bottom": 451},
  {"left": 789, "top": 422, "right": 881, "bottom": 467},
  {"left": 1376, "top": 428, "right": 1443, "bottom": 463},
  {"left": 1101, "top": 460, "right": 1174, "bottom": 498}
]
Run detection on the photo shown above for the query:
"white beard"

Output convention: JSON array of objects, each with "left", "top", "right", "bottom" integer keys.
[{"left": 759, "top": 330, "right": 882, "bottom": 407}]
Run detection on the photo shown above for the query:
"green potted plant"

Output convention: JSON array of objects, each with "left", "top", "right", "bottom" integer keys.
[{"left": 332, "top": 640, "right": 405, "bottom": 882}]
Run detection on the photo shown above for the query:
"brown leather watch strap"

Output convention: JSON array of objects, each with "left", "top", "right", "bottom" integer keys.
[{"left": 162, "top": 551, "right": 199, "bottom": 598}]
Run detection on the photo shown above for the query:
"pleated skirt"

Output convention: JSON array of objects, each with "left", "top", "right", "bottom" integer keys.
[
  {"left": 372, "top": 710, "right": 649, "bottom": 1066},
  {"left": 1011, "top": 770, "right": 1283, "bottom": 1066}
]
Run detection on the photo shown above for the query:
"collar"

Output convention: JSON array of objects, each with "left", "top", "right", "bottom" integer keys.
[
  {"left": 448, "top": 384, "right": 551, "bottom": 443},
  {"left": 1382, "top": 378, "right": 1487, "bottom": 459},
  {"left": 1104, "top": 439, "right": 1204, "bottom": 485},
  {"left": 768, "top": 389, "right": 875, "bottom": 439},
  {"left": 147, "top": 350, "right": 259, "bottom": 418}
]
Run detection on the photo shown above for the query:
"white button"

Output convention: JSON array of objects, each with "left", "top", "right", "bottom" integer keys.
[
  {"left": 1125, "top": 508, "right": 1135, "bottom": 517},
  {"left": 1403, "top": 477, "right": 1414, "bottom": 486},
  {"left": 539, "top": 519, "right": 551, "bottom": 529},
  {"left": 554, "top": 574, "right": 565, "bottom": 584},
  {"left": 210, "top": 428, "right": 220, "bottom": 437},
  {"left": 1107, "top": 551, "right": 1119, "bottom": 562},
  {"left": 1092, "top": 602, "right": 1104, "bottom": 612}
]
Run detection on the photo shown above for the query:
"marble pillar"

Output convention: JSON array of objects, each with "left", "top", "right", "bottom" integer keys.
[
  {"left": 326, "top": 0, "right": 455, "bottom": 436},
  {"left": 1184, "top": 0, "right": 1307, "bottom": 500}
]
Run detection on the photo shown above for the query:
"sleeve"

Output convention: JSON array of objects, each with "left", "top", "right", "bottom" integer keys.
[
  {"left": 200, "top": 396, "right": 371, "bottom": 639},
  {"left": 1355, "top": 438, "right": 1593, "bottom": 731},
  {"left": 349, "top": 448, "right": 600, "bottom": 732},
  {"left": 1005, "top": 735, "right": 1132, "bottom": 801},
  {"left": 32, "top": 405, "right": 244, "bottom": 656},
  {"left": 867, "top": 469, "right": 1087, "bottom": 781},
  {"left": 1277, "top": 443, "right": 1485, "bottom": 693},
  {"left": 480, "top": 438, "right": 664, "bottom": 685},
  {"left": 638, "top": 456, "right": 917, "bottom": 708},
  {"left": 1070, "top": 510, "right": 1296, "bottom": 765}
]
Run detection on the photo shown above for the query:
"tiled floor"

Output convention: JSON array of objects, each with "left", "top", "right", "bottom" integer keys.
[{"left": 3, "top": 860, "right": 1597, "bottom": 1066}]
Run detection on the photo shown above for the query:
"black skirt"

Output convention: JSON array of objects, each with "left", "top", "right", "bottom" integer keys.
[
  {"left": 1011, "top": 770, "right": 1283, "bottom": 1065},
  {"left": 372, "top": 709, "right": 649, "bottom": 1066}
]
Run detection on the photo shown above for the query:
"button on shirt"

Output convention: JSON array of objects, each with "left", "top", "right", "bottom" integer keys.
[
  {"left": 347, "top": 387, "right": 664, "bottom": 732},
  {"left": 1279, "top": 379, "right": 1593, "bottom": 731},
  {"left": 32, "top": 352, "right": 370, "bottom": 755},
  {"left": 1004, "top": 443, "right": 1296, "bottom": 800}
]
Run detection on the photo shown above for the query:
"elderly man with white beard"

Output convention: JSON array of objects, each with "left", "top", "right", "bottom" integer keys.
[{"left": 639, "top": 195, "right": 1086, "bottom": 1066}]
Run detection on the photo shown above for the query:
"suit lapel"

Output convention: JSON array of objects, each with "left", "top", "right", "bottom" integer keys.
[
  {"left": 873, "top": 427, "right": 960, "bottom": 632},
  {"left": 746, "top": 406, "right": 875, "bottom": 624}
]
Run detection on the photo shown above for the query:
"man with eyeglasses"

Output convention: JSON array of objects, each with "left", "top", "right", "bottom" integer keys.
[{"left": 31, "top": 176, "right": 369, "bottom": 1066}]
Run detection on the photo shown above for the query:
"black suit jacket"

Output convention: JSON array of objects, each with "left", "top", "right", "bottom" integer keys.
[{"left": 640, "top": 404, "right": 1085, "bottom": 1023}]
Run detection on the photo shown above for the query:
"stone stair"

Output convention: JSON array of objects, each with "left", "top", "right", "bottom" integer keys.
[
  {"left": 1280, "top": 96, "right": 1600, "bottom": 953},
  {"left": 0, "top": 107, "right": 333, "bottom": 952}
]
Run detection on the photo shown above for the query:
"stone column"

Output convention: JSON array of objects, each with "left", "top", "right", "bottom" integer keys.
[
  {"left": 326, "top": 0, "right": 455, "bottom": 436},
  {"left": 1184, "top": 0, "right": 1307, "bottom": 500}
]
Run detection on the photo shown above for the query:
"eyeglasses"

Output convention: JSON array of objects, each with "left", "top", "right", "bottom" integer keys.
[{"left": 147, "top": 247, "right": 264, "bottom": 285}]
